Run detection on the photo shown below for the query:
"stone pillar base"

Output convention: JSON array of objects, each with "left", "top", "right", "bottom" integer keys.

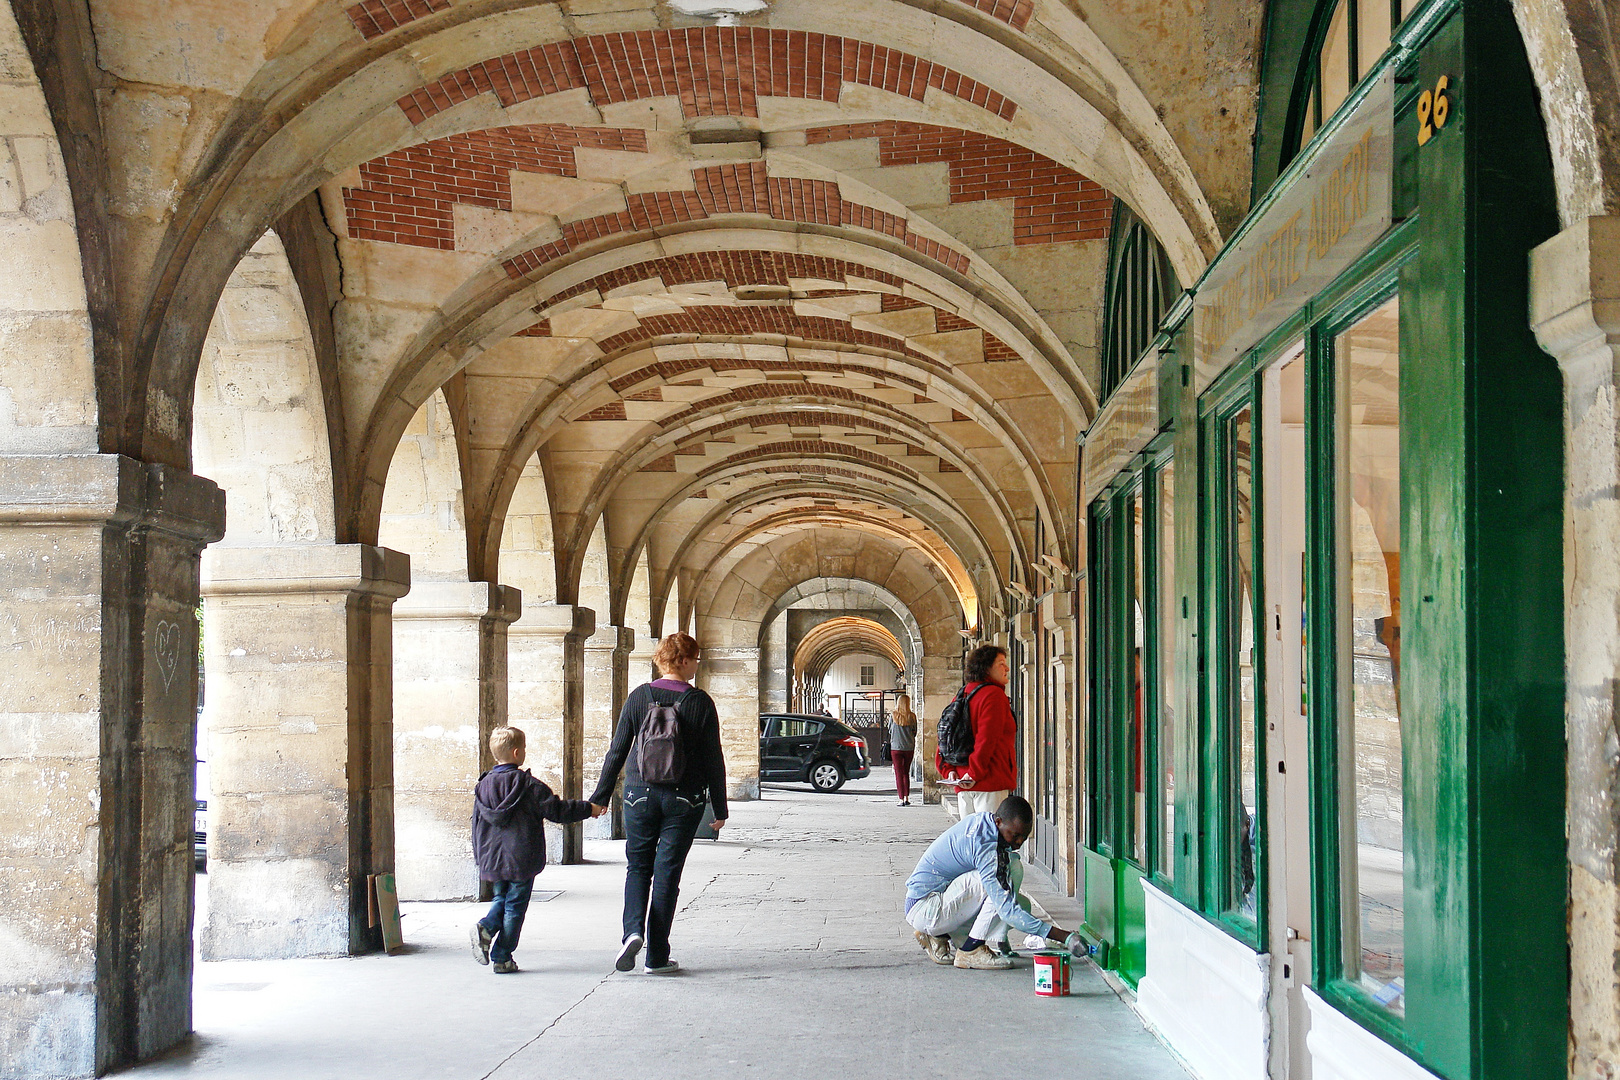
[
  {"left": 393, "top": 581, "right": 520, "bottom": 900},
  {"left": 508, "top": 605, "right": 594, "bottom": 863},
  {"left": 200, "top": 544, "right": 409, "bottom": 959},
  {"left": 0, "top": 455, "right": 223, "bottom": 1078}
]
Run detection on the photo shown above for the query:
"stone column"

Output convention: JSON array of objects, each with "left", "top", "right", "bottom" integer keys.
[
  {"left": 760, "top": 614, "right": 789, "bottom": 712},
  {"left": 583, "top": 625, "right": 632, "bottom": 840},
  {"left": 0, "top": 456, "right": 224, "bottom": 1078},
  {"left": 198, "top": 544, "right": 410, "bottom": 960},
  {"left": 701, "top": 646, "right": 760, "bottom": 801},
  {"left": 392, "top": 581, "right": 520, "bottom": 900},
  {"left": 919, "top": 653, "right": 960, "bottom": 804},
  {"left": 1047, "top": 592, "right": 1081, "bottom": 894},
  {"left": 1530, "top": 215, "right": 1620, "bottom": 1080},
  {"left": 508, "top": 604, "right": 594, "bottom": 863}
]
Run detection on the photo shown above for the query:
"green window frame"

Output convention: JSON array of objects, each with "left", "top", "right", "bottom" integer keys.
[{"left": 1086, "top": 447, "right": 1177, "bottom": 872}]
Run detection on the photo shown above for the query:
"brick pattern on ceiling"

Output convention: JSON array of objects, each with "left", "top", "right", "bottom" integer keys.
[
  {"left": 597, "top": 306, "right": 936, "bottom": 362},
  {"left": 610, "top": 354, "right": 927, "bottom": 395},
  {"left": 532, "top": 249, "right": 1020, "bottom": 362},
  {"left": 542, "top": 251, "right": 904, "bottom": 308},
  {"left": 345, "top": 0, "right": 1033, "bottom": 42},
  {"left": 341, "top": 125, "right": 648, "bottom": 249},
  {"left": 805, "top": 121, "right": 1112, "bottom": 246},
  {"left": 718, "top": 440, "right": 921, "bottom": 480},
  {"left": 964, "top": 0, "right": 1036, "bottom": 28},
  {"left": 500, "top": 161, "right": 970, "bottom": 277},
  {"left": 344, "top": 0, "right": 448, "bottom": 40},
  {"left": 396, "top": 27, "right": 1017, "bottom": 125}
]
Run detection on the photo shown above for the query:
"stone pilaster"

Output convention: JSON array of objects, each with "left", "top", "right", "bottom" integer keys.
[
  {"left": 0, "top": 456, "right": 224, "bottom": 1079},
  {"left": 583, "top": 624, "right": 632, "bottom": 840},
  {"left": 919, "top": 653, "right": 960, "bottom": 804},
  {"left": 392, "top": 581, "right": 520, "bottom": 900},
  {"left": 198, "top": 544, "right": 410, "bottom": 959},
  {"left": 1530, "top": 215, "right": 1620, "bottom": 1080},
  {"left": 700, "top": 646, "right": 760, "bottom": 800},
  {"left": 508, "top": 604, "right": 594, "bottom": 863}
]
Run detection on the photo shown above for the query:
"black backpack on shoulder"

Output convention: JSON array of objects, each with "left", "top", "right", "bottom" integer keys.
[
  {"left": 637, "top": 688, "right": 694, "bottom": 785},
  {"left": 936, "top": 684, "right": 986, "bottom": 768}
]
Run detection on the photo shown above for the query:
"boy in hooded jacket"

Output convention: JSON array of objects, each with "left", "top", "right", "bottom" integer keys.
[{"left": 470, "top": 725, "right": 605, "bottom": 972}]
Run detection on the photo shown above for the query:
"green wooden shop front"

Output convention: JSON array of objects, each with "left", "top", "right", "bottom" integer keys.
[{"left": 1081, "top": 0, "right": 1568, "bottom": 1076}]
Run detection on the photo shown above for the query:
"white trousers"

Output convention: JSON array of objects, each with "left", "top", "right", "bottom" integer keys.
[
  {"left": 955, "top": 788, "right": 1010, "bottom": 818},
  {"left": 906, "top": 871, "right": 1009, "bottom": 944}
]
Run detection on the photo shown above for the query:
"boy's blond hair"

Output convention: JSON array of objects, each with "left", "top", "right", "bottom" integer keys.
[{"left": 489, "top": 725, "right": 526, "bottom": 763}]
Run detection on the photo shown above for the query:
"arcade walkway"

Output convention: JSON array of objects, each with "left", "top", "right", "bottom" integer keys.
[{"left": 132, "top": 778, "right": 1187, "bottom": 1080}]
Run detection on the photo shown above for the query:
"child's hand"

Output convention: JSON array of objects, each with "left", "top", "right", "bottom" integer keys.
[{"left": 589, "top": 803, "right": 608, "bottom": 818}]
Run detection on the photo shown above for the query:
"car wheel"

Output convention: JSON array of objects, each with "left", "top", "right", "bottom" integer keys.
[{"left": 810, "top": 761, "right": 845, "bottom": 792}]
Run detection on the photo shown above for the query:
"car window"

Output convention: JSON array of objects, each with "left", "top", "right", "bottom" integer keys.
[
  {"left": 778, "top": 718, "right": 824, "bottom": 738},
  {"left": 761, "top": 717, "right": 780, "bottom": 738}
]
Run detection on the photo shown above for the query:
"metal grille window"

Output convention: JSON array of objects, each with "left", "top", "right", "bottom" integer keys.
[{"left": 1099, "top": 203, "right": 1178, "bottom": 403}]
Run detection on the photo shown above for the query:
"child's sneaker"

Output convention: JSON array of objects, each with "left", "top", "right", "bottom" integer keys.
[
  {"left": 493, "top": 960, "right": 519, "bottom": 974},
  {"left": 470, "top": 924, "right": 493, "bottom": 965},
  {"left": 643, "top": 960, "right": 680, "bottom": 974}
]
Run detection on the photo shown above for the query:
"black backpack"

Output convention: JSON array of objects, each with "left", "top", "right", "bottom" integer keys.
[
  {"left": 636, "top": 688, "right": 694, "bottom": 785},
  {"left": 936, "top": 684, "right": 986, "bottom": 767}
]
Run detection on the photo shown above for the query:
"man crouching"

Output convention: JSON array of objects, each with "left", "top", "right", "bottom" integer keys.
[{"left": 904, "top": 795, "right": 1082, "bottom": 969}]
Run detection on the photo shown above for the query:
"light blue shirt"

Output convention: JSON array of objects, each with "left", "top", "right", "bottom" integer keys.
[{"left": 904, "top": 812, "right": 1052, "bottom": 938}]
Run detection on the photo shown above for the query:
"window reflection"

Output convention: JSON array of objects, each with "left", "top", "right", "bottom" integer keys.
[
  {"left": 1338, "top": 297, "right": 1404, "bottom": 1015},
  {"left": 1129, "top": 492, "right": 1147, "bottom": 865},
  {"left": 1157, "top": 463, "right": 1177, "bottom": 881},
  {"left": 1230, "top": 406, "right": 1259, "bottom": 921}
]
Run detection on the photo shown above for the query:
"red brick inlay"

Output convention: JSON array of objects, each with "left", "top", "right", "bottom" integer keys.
[
  {"left": 805, "top": 121, "right": 1112, "bottom": 246},
  {"left": 610, "top": 355, "right": 927, "bottom": 395},
  {"left": 542, "top": 251, "right": 905, "bottom": 308},
  {"left": 961, "top": 0, "right": 1036, "bottom": 28},
  {"left": 501, "top": 162, "right": 970, "bottom": 278},
  {"left": 724, "top": 440, "right": 920, "bottom": 480},
  {"left": 342, "top": 125, "right": 648, "bottom": 249},
  {"left": 345, "top": 0, "right": 449, "bottom": 39},
  {"left": 396, "top": 28, "right": 1016, "bottom": 125},
  {"left": 594, "top": 305, "right": 937, "bottom": 364}
]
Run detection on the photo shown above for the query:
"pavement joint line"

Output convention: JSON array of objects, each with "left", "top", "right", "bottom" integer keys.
[{"left": 479, "top": 970, "right": 614, "bottom": 1080}]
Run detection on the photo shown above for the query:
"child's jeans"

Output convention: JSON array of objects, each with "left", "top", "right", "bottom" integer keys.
[{"left": 479, "top": 877, "right": 535, "bottom": 963}]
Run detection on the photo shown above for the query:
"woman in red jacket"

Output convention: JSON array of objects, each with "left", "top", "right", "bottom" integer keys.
[{"left": 938, "top": 644, "right": 1018, "bottom": 817}]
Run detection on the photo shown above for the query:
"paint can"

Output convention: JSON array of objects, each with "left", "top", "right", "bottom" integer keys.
[{"left": 1033, "top": 949, "right": 1071, "bottom": 996}]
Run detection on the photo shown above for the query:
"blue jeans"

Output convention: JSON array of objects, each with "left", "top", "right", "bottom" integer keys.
[
  {"left": 479, "top": 877, "right": 535, "bottom": 964},
  {"left": 622, "top": 786, "right": 705, "bottom": 967}
]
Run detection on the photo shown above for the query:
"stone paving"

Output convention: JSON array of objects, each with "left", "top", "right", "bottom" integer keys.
[{"left": 131, "top": 776, "right": 1189, "bottom": 1080}]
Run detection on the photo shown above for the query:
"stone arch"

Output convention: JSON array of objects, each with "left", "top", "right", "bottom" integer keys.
[
  {"left": 693, "top": 528, "right": 965, "bottom": 800},
  {"left": 379, "top": 388, "right": 471, "bottom": 580},
  {"left": 192, "top": 231, "right": 337, "bottom": 547}
]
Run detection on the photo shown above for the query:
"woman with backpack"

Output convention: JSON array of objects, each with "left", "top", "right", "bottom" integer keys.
[
  {"left": 591, "top": 631, "right": 727, "bottom": 975},
  {"left": 937, "top": 644, "right": 1017, "bottom": 818}
]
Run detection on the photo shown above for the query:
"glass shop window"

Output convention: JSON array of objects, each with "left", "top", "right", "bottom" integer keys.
[
  {"left": 1128, "top": 489, "right": 1148, "bottom": 866},
  {"left": 1300, "top": 0, "right": 1406, "bottom": 145},
  {"left": 1156, "top": 461, "right": 1177, "bottom": 882},
  {"left": 1336, "top": 296, "right": 1405, "bottom": 1015},
  {"left": 1224, "top": 403, "right": 1261, "bottom": 925}
]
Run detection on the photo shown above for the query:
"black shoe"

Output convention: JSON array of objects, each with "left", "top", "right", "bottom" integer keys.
[{"left": 615, "top": 934, "right": 644, "bottom": 973}]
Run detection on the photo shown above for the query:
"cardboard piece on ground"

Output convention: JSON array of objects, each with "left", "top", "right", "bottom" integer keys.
[
  {"left": 366, "top": 874, "right": 379, "bottom": 928},
  {"left": 375, "top": 873, "right": 404, "bottom": 954}
]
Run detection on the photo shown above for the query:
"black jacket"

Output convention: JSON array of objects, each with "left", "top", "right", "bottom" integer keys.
[
  {"left": 471, "top": 765, "right": 594, "bottom": 882},
  {"left": 590, "top": 682, "right": 729, "bottom": 820}
]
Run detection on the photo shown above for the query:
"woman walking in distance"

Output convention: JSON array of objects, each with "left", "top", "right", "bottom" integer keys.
[
  {"left": 889, "top": 694, "right": 918, "bottom": 806},
  {"left": 592, "top": 632, "right": 727, "bottom": 974}
]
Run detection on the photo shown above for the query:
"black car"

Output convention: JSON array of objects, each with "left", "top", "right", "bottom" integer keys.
[{"left": 759, "top": 714, "right": 872, "bottom": 791}]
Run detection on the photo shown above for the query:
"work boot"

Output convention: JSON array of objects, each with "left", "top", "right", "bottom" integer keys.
[
  {"left": 914, "top": 930, "right": 954, "bottom": 965},
  {"left": 954, "top": 944, "right": 1015, "bottom": 970}
]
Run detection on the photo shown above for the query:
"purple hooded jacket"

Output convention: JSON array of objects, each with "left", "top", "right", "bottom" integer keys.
[{"left": 471, "top": 765, "right": 594, "bottom": 882}]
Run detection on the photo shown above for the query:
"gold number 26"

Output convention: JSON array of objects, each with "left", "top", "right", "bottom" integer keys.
[{"left": 1417, "top": 74, "right": 1452, "bottom": 146}]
